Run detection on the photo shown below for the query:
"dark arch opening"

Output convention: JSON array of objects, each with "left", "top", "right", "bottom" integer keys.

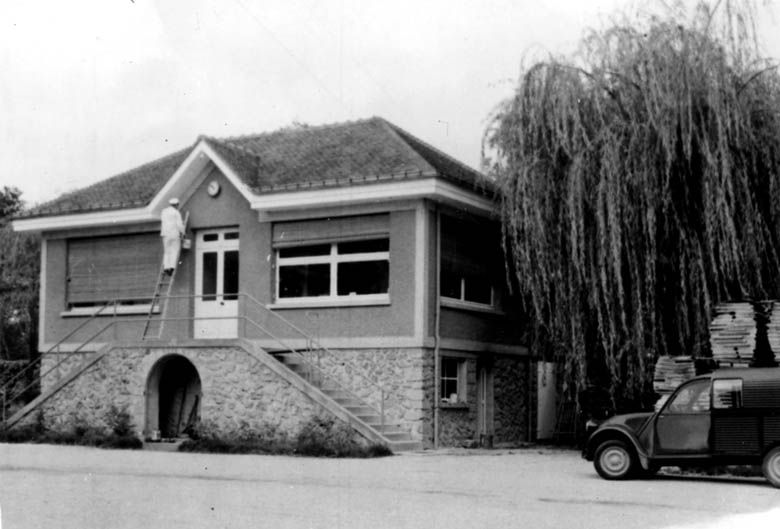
[{"left": 146, "top": 355, "right": 201, "bottom": 438}]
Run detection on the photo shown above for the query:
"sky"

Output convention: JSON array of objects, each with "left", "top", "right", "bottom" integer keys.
[{"left": 1, "top": 0, "right": 779, "bottom": 206}]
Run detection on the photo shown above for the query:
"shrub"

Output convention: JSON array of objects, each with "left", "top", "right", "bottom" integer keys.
[
  {"left": 0, "top": 405, "right": 142, "bottom": 450},
  {"left": 104, "top": 405, "right": 134, "bottom": 437},
  {"left": 179, "top": 417, "right": 393, "bottom": 458}
]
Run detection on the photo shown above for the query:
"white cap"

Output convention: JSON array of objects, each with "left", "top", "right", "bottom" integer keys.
[{"left": 169, "top": 198, "right": 180, "bottom": 206}]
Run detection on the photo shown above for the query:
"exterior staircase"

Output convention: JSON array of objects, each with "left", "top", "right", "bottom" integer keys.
[{"left": 271, "top": 351, "right": 422, "bottom": 451}]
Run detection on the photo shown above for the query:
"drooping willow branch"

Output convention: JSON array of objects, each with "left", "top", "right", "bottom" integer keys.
[{"left": 485, "top": 1, "right": 780, "bottom": 409}]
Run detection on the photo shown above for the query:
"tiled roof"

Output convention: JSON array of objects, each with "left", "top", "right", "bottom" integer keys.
[{"left": 19, "top": 117, "right": 491, "bottom": 219}]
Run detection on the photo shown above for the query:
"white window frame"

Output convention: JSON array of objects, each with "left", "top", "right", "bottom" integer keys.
[
  {"left": 274, "top": 238, "right": 390, "bottom": 306},
  {"left": 441, "top": 279, "right": 497, "bottom": 310},
  {"left": 440, "top": 357, "right": 467, "bottom": 405}
]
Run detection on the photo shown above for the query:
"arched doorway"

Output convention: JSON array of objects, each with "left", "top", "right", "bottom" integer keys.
[{"left": 146, "top": 355, "right": 201, "bottom": 438}]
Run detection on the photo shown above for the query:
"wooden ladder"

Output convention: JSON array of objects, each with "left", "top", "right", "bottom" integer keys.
[{"left": 142, "top": 212, "right": 188, "bottom": 340}]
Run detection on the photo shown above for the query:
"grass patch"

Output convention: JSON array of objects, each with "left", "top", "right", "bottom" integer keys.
[{"left": 179, "top": 416, "right": 393, "bottom": 458}]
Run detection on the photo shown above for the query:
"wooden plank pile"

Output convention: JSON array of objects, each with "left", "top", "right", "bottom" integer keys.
[
  {"left": 709, "top": 301, "right": 780, "bottom": 367},
  {"left": 709, "top": 303, "right": 756, "bottom": 367},
  {"left": 653, "top": 355, "right": 695, "bottom": 410}
]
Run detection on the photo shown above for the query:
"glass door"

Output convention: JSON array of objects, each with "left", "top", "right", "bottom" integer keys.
[{"left": 194, "top": 229, "right": 239, "bottom": 339}]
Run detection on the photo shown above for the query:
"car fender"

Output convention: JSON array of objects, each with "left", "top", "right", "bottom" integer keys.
[{"left": 585, "top": 425, "right": 650, "bottom": 470}]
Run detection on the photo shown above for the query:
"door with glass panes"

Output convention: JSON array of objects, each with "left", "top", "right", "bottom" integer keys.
[{"left": 194, "top": 229, "right": 239, "bottom": 339}]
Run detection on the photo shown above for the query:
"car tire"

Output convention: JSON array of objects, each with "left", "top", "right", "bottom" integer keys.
[
  {"left": 594, "top": 439, "right": 636, "bottom": 480},
  {"left": 762, "top": 446, "right": 780, "bottom": 488}
]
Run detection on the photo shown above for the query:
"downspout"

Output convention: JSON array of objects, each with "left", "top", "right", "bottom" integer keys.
[
  {"left": 527, "top": 355, "right": 533, "bottom": 443},
  {"left": 433, "top": 206, "right": 441, "bottom": 449}
]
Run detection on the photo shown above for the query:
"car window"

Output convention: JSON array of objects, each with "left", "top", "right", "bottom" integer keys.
[
  {"left": 713, "top": 378, "right": 743, "bottom": 409},
  {"left": 665, "top": 379, "right": 711, "bottom": 414}
]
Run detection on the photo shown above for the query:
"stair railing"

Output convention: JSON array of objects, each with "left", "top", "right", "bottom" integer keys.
[
  {"left": 239, "top": 293, "right": 389, "bottom": 430},
  {"left": 3, "top": 292, "right": 392, "bottom": 432},
  {"left": 0, "top": 300, "right": 119, "bottom": 419}
]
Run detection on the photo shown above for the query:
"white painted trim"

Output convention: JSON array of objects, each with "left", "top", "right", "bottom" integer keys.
[
  {"left": 13, "top": 139, "right": 255, "bottom": 233},
  {"left": 251, "top": 179, "right": 496, "bottom": 214},
  {"left": 13, "top": 207, "right": 153, "bottom": 232},
  {"left": 438, "top": 338, "right": 529, "bottom": 356},
  {"left": 38, "top": 238, "right": 47, "bottom": 351},
  {"left": 39, "top": 342, "right": 110, "bottom": 353},
  {"left": 147, "top": 140, "right": 256, "bottom": 211},
  {"left": 60, "top": 304, "right": 159, "bottom": 317},
  {"left": 275, "top": 240, "right": 390, "bottom": 302},
  {"left": 257, "top": 200, "right": 420, "bottom": 223},
  {"left": 15, "top": 176, "right": 494, "bottom": 233},
  {"left": 440, "top": 297, "right": 504, "bottom": 315},
  {"left": 252, "top": 336, "right": 425, "bottom": 350},
  {"left": 268, "top": 296, "right": 391, "bottom": 309},
  {"left": 413, "top": 203, "right": 426, "bottom": 342}
]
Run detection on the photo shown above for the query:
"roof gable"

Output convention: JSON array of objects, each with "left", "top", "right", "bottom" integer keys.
[{"left": 16, "top": 117, "right": 492, "bottom": 223}]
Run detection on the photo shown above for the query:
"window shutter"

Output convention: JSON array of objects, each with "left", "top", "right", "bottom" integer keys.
[
  {"left": 67, "top": 233, "right": 162, "bottom": 305},
  {"left": 272, "top": 214, "right": 390, "bottom": 246}
]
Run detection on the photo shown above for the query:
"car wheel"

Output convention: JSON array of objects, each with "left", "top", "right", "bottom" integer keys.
[
  {"left": 762, "top": 447, "right": 780, "bottom": 488},
  {"left": 594, "top": 440, "right": 636, "bottom": 480}
]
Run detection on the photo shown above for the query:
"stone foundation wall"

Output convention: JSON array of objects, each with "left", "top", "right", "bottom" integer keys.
[
  {"left": 37, "top": 346, "right": 322, "bottom": 438},
  {"left": 307, "top": 347, "right": 433, "bottom": 442}
]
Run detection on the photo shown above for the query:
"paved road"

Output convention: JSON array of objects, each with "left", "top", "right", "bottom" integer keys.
[{"left": 0, "top": 444, "right": 778, "bottom": 529}]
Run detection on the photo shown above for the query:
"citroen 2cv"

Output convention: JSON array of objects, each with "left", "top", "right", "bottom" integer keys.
[{"left": 583, "top": 367, "right": 780, "bottom": 487}]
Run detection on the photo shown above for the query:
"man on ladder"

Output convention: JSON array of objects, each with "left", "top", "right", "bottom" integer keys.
[{"left": 161, "top": 198, "right": 185, "bottom": 275}]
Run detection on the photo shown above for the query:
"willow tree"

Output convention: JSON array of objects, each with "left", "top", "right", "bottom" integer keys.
[{"left": 485, "top": 1, "right": 780, "bottom": 409}]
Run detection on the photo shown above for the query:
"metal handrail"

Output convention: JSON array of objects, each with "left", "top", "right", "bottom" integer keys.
[
  {"left": 0, "top": 300, "right": 118, "bottom": 404},
  {"left": 104, "top": 291, "right": 391, "bottom": 397},
  {"left": 240, "top": 293, "right": 390, "bottom": 394},
  {"left": 2, "top": 292, "right": 391, "bottom": 431}
]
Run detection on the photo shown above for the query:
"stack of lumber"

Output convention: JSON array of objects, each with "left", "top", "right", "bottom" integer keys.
[
  {"left": 653, "top": 355, "right": 696, "bottom": 393},
  {"left": 709, "top": 303, "right": 757, "bottom": 367},
  {"left": 709, "top": 301, "right": 780, "bottom": 367},
  {"left": 653, "top": 355, "right": 695, "bottom": 410}
]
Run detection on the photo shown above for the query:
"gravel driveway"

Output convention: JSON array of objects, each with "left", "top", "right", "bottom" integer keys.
[{"left": 1, "top": 444, "right": 778, "bottom": 529}]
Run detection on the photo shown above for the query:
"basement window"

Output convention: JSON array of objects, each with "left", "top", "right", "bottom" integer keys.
[{"left": 440, "top": 358, "right": 466, "bottom": 404}]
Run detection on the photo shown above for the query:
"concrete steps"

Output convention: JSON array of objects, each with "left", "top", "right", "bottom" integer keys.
[{"left": 272, "top": 351, "right": 420, "bottom": 451}]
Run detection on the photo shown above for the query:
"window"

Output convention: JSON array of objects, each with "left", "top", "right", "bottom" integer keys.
[
  {"left": 713, "top": 379, "right": 743, "bottom": 409},
  {"left": 276, "top": 238, "right": 389, "bottom": 302},
  {"left": 440, "top": 216, "right": 501, "bottom": 308},
  {"left": 440, "top": 357, "right": 466, "bottom": 404},
  {"left": 66, "top": 233, "right": 162, "bottom": 308},
  {"left": 665, "top": 379, "right": 711, "bottom": 414}
]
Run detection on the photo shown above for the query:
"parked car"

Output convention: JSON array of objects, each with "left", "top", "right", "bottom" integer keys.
[{"left": 583, "top": 367, "right": 780, "bottom": 487}]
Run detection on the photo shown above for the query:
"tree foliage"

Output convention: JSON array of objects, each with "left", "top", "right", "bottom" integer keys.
[
  {"left": 0, "top": 187, "right": 39, "bottom": 360},
  {"left": 485, "top": 1, "right": 780, "bottom": 408}
]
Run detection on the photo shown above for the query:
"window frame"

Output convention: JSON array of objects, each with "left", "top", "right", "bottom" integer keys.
[
  {"left": 274, "top": 237, "right": 390, "bottom": 306},
  {"left": 440, "top": 357, "right": 467, "bottom": 405},
  {"left": 712, "top": 378, "right": 743, "bottom": 410},
  {"left": 663, "top": 379, "right": 711, "bottom": 414},
  {"left": 439, "top": 215, "right": 502, "bottom": 311}
]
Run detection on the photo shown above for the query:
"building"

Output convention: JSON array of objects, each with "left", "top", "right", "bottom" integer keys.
[{"left": 10, "top": 117, "right": 532, "bottom": 449}]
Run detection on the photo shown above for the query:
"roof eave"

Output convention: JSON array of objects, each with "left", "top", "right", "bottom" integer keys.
[
  {"left": 11, "top": 207, "right": 154, "bottom": 233},
  {"left": 249, "top": 177, "right": 496, "bottom": 216}
]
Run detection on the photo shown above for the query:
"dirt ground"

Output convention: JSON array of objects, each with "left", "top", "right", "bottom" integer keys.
[{"left": 1, "top": 444, "right": 778, "bottom": 529}]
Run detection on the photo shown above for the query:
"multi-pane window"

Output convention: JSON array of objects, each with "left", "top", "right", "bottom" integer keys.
[
  {"left": 440, "top": 216, "right": 500, "bottom": 308},
  {"left": 441, "top": 357, "right": 465, "bottom": 404},
  {"left": 276, "top": 238, "right": 389, "bottom": 301}
]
